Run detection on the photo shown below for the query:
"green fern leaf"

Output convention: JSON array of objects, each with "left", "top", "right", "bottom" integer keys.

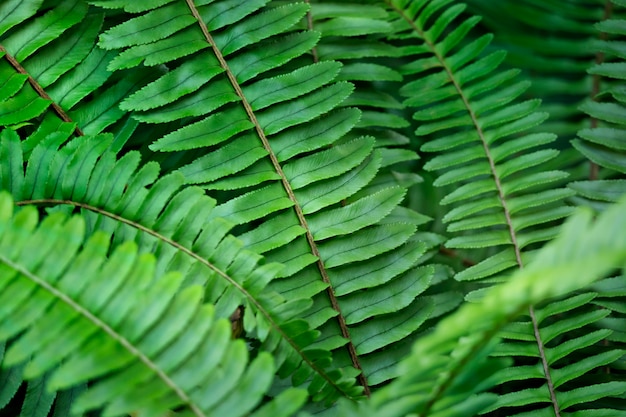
[
  {"left": 0, "top": 122, "right": 369, "bottom": 403},
  {"left": 386, "top": 0, "right": 575, "bottom": 300}
]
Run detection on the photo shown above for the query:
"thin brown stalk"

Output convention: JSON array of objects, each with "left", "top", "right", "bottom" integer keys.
[
  {"left": 304, "top": 0, "right": 320, "bottom": 63},
  {"left": 589, "top": 0, "right": 614, "bottom": 180},
  {"left": 0, "top": 45, "right": 83, "bottom": 136},
  {"left": 438, "top": 247, "right": 476, "bottom": 267}
]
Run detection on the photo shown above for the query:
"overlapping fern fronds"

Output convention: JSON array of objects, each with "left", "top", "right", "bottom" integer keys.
[
  {"left": 0, "top": 191, "right": 307, "bottom": 417},
  {"left": 336, "top": 195, "right": 626, "bottom": 417},
  {"left": 86, "top": 0, "right": 438, "bottom": 398},
  {"left": 0, "top": 118, "right": 366, "bottom": 405},
  {"left": 1, "top": 0, "right": 437, "bottom": 402},
  {"left": 2, "top": 1, "right": 626, "bottom": 416},
  {"left": 377, "top": 0, "right": 626, "bottom": 415},
  {"left": 0, "top": 31, "right": 351, "bottom": 401}
]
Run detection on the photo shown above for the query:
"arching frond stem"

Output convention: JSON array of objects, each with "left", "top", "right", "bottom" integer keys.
[
  {"left": 304, "top": 0, "right": 320, "bottom": 63},
  {"left": 386, "top": 2, "right": 560, "bottom": 415},
  {"left": 438, "top": 247, "right": 476, "bottom": 267},
  {"left": 0, "top": 45, "right": 84, "bottom": 136},
  {"left": 16, "top": 198, "right": 348, "bottom": 398},
  {"left": 589, "top": 0, "right": 615, "bottom": 180},
  {"left": 0, "top": 253, "right": 204, "bottom": 417},
  {"left": 184, "top": 0, "right": 369, "bottom": 396}
]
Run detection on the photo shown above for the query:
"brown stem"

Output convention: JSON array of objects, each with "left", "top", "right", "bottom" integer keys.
[
  {"left": 304, "top": 0, "right": 320, "bottom": 63},
  {"left": 0, "top": 45, "right": 83, "bottom": 136},
  {"left": 438, "top": 247, "right": 476, "bottom": 267},
  {"left": 589, "top": 1, "right": 614, "bottom": 180}
]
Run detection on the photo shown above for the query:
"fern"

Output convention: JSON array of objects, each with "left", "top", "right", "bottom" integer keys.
[
  {"left": 1, "top": 1, "right": 626, "bottom": 416},
  {"left": 82, "top": 0, "right": 441, "bottom": 400},
  {"left": 0, "top": 121, "right": 365, "bottom": 404}
]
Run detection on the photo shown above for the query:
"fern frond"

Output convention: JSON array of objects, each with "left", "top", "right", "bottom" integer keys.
[
  {"left": 2, "top": 8, "right": 366, "bottom": 400},
  {"left": 383, "top": 0, "right": 574, "bottom": 276},
  {"left": 0, "top": 191, "right": 307, "bottom": 417},
  {"left": 379, "top": 1, "right": 604, "bottom": 415},
  {"left": 87, "top": 0, "right": 437, "bottom": 398},
  {"left": 301, "top": 5, "right": 466, "bottom": 389}
]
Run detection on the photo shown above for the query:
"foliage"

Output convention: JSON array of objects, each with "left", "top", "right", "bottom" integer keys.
[{"left": 0, "top": 0, "right": 625, "bottom": 416}]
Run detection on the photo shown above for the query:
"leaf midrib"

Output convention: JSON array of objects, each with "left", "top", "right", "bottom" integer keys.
[
  {"left": 184, "top": 0, "right": 369, "bottom": 396},
  {"left": 0, "top": 45, "right": 83, "bottom": 136}
]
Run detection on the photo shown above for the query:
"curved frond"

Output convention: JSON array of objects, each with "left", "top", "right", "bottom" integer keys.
[
  {"left": 382, "top": 0, "right": 575, "bottom": 279},
  {"left": 378, "top": 1, "right": 608, "bottom": 415},
  {"left": 0, "top": 191, "right": 307, "bottom": 417}
]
